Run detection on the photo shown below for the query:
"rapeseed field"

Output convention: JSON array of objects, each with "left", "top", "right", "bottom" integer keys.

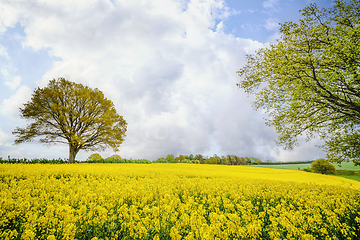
[{"left": 1, "top": 163, "right": 360, "bottom": 239}]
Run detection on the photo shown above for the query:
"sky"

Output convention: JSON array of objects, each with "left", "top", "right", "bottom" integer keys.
[{"left": 0, "top": 0, "right": 335, "bottom": 161}]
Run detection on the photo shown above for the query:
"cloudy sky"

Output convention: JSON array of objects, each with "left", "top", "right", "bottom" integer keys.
[{"left": 0, "top": 0, "right": 334, "bottom": 161}]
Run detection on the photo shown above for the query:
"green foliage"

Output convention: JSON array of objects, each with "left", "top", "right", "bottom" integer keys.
[
  {"left": 194, "top": 154, "right": 205, "bottom": 164},
  {"left": 0, "top": 156, "right": 151, "bottom": 164},
  {"left": 165, "top": 154, "right": 176, "bottom": 163},
  {"left": 87, "top": 153, "right": 103, "bottom": 161},
  {"left": 220, "top": 156, "right": 230, "bottom": 165},
  {"left": 252, "top": 159, "right": 263, "bottom": 165},
  {"left": 153, "top": 154, "right": 263, "bottom": 165},
  {"left": 181, "top": 159, "right": 191, "bottom": 163},
  {"left": 237, "top": 0, "right": 360, "bottom": 165},
  {"left": 176, "top": 155, "right": 186, "bottom": 162},
  {"left": 12, "top": 78, "right": 127, "bottom": 163},
  {"left": 107, "top": 154, "right": 121, "bottom": 160},
  {"left": 323, "top": 131, "right": 360, "bottom": 166},
  {"left": 213, "top": 154, "right": 221, "bottom": 164},
  {"left": 311, "top": 159, "right": 336, "bottom": 175},
  {"left": 153, "top": 158, "right": 167, "bottom": 163},
  {"left": 247, "top": 157, "right": 262, "bottom": 165},
  {"left": 0, "top": 157, "right": 69, "bottom": 164},
  {"left": 86, "top": 158, "right": 151, "bottom": 164},
  {"left": 206, "top": 157, "right": 217, "bottom": 164}
]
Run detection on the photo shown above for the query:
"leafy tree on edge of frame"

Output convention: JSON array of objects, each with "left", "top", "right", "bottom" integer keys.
[{"left": 237, "top": 0, "right": 360, "bottom": 165}]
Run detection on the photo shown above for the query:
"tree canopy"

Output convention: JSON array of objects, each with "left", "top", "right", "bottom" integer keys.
[
  {"left": 13, "top": 78, "right": 127, "bottom": 163},
  {"left": 311, "top": 159, "right": 336, "bottom": 175},
  {"left": 237, "top": 0, "right": 360, "bottom": 165}
]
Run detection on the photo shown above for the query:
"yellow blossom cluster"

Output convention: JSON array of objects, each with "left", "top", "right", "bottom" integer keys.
[{"left": 1, "top": 163, "right": 360, "bottom": 239}]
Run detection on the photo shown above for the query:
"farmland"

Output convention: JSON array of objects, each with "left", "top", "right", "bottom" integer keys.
[
  {"left": 251, "top": 161, "right": 360, "bottom": 182},
  {"left": 1, "top": 163, "right": 360, "bottom": 239},
  {"left": 252, "top": 161, "right": 360, "bottom": 171}
]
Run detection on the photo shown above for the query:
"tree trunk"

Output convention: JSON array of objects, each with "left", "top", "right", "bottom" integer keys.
[{"left": 68, "top": 144, "right": 77, "bottom": 163}]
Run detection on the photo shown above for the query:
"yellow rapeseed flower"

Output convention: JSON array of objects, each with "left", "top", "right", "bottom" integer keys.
[{"left": 1, "top": 163, "right": 360, "bottom": 239}]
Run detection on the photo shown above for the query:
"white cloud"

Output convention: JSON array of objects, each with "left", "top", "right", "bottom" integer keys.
[
  {"left": 0, "top": 45, "right": 8, "bottom": 58},
  {"left": 5, "top": 76, "right": 21, "bottom": 89},
  {"left": 216, "top": 21, "right": 224, "bottom": 33},
  {"left": 0, "top": 127, "right": 7, "bottom": 145},
  {"left": 0, "top": 44, "right": 22, "bottom": 90},
  {"left": 262, "top": 0, "right": 279, "bottom": 10},
  {"left": 2, "top": 68, "right": 22, "bottom": 89},
  {"left": 0, "top": 0, "right": 325, "bottom": 161},
  {"left": 1, "top": 85, "right": 32, "bottom": 117},
  {"left": 240, "top": 23, "right": 261, "bottom": 33},
  {"left": 264, "top": 18, "right": 279, "bottom": 31},
  {"left": 0, "top": 1, "right": 21, "bottom": 29}
]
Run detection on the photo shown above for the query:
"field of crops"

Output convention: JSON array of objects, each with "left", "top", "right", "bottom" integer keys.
[
  {"left": 1, "top": 163, "right": 360, "bottom": 239},
  {"left": 251, "top": 161, "right": 360, "bottom": 182},
  {"left": 252, "top": 161, "right": 360, "bottom": 171}
]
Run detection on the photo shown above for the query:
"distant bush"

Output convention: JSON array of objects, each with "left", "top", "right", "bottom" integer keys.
[
  {"left": 303, "top": 167, "right": 312, "bottom": 172},
  {"left": 107, "top": 154, "right": 121, "bottom": 160},
  {"left": 87, "top": 153, "right": 103, "bottom": 162},
  {"left": 311, "top": 159, "right": 336, "bottom": 175}
]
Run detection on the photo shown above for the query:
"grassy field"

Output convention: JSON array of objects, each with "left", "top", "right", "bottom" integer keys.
[{"left": 252, "top": 161, "right": 360, "bottom": 182}]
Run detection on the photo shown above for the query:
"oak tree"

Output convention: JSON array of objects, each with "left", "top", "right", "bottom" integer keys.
[
  {"left": 237, "top": 0, "right": 360, "bottom": 165},
  {"left": 13, "top": 78, "right": 127, "bottom": 163}
]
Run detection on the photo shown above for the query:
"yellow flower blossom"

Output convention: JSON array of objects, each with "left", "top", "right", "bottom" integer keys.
[{"left": 0, "top": 163, "right": 360, "bottom": 239}]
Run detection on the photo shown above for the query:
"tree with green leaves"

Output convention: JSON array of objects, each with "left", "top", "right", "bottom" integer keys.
[
  {"left": 87, "top": 153, "right": 103, "bottom": 162},
  {"left": 311, "top": 159, "right": 336, "bottom": 175},
  {"left": 237, "top": 0, "right": 360, "bottom": 165},
  {"left": 206, "top": 156, "right": 217, "bottom": 165},
  {"left": 165, "top": 154, "right": 176, "bottom": 163},
  {"left": 176, "top": 154, "right": 186, "bottom": 162},
  {"left": 194, "top": 154, "right": 205, "bottom": 164},
  {"left": 13, "top": 78, "right": 127, "bottom": 163},
  {"left": 106, "top": 154, "right": 122, "bottom": 160}
]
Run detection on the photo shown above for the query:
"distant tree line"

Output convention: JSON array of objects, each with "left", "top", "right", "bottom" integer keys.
[
  {"left": 85, "top": 158, "right": 151, "bottom": 164},
  {"left": 0, "top": 154, "right": 150, "bottom": 164},
  {"left": 0, "top": 157, "right": 69, "bottom": 164},
  {"left": 85, "top": 153, "right": 151, "bottom": 164},
  {"left": 1, "top": 153, "right": 314, "bottom": 165},
  {"left": 153, "top": 154, "right": 264, "bottom": 165}
]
